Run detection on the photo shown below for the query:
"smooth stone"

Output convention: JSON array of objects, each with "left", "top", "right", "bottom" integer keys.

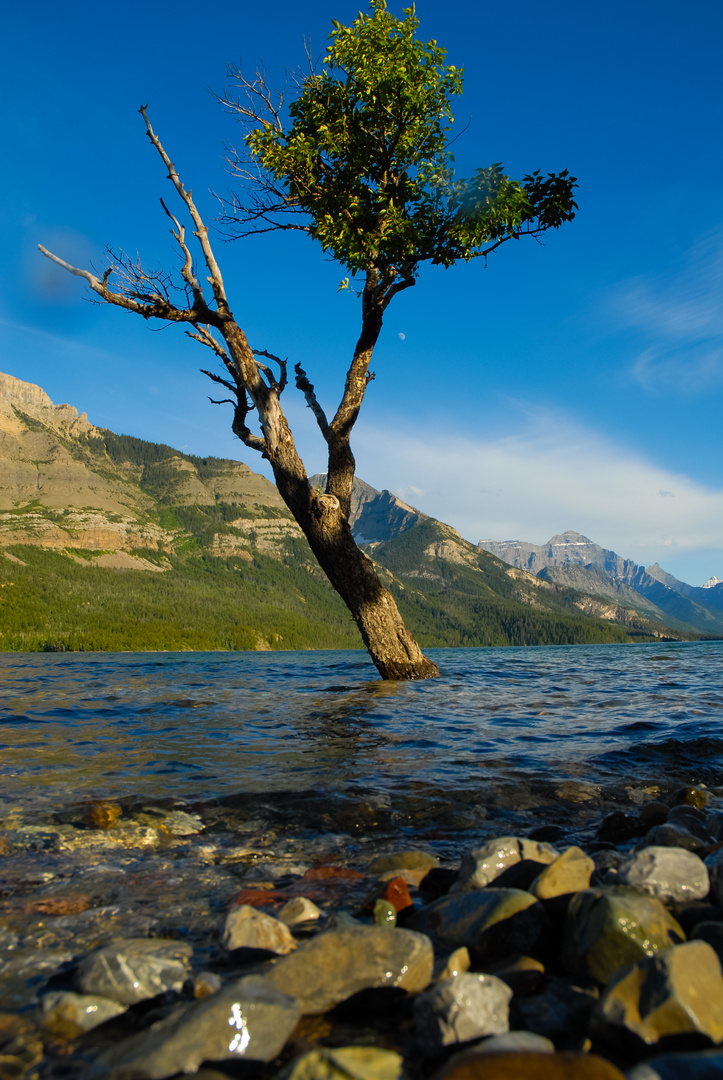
[
  {"left": 670, "top": 787, "right": 709, "bottom": 809},
  {"left": 278, "top": 1046, "right": 405, "bottom": 1080},
  {"left": 373, "top": 900, "right": 397, "bottom": 926},
  {"left": 705, "top": 850, "right": 723, "bottom": 905},
  {"left": 278, "top": 896, "right": 323, "bottom": 926},
  {"left": 76, "top": 938, "right": 193, "bottom": 1005},
  {"left": 627, "top": 1047, "right": 723, "bottom": 1079},
  {"left": 529, "top": 847, "right": 595, "bottom": 900},
  {"left": 645, "top": 823, "right": 706, "bottom": 852},
  {"left": 263, "top": 925, "right": 433, "bottom": 1015},
  {"left": 435, "top": 947, "right": 471, "bottom": 980},
  {"left": 408, "top": 889, "right": 551, "bottom": 962},
  {"left": 615, "top": 846, "right": 710, "bottom": 904},
  {"left": 473, "top": 1031, "right": 554, "bottom": 1054},
  {"left": 433, "top": 1049, "right": 626, "bottom": 1079},
  {"left": 692, "top": 922, "right": 723, "bottom": 965},
  {"left": 41, "top": 990, "right": 127, "bottom": 1035},
  {"left": 562, "top": 887, "right": 685, "bottom": 985},
  {"left": 638, "top": 803, "right": 670, "bottom": 831},
  {"left": 87, "top": 975, "right": 300, "bottom": 1079},
  {"left": 222, "top": 905, "right": 297, "bottom": 954},
  {"left": 414, "top": 973, "right": 512, "bottom": 1053},
  {"left": 368, "top": 851, "right": 438, "bottom": 875},
  {"left": 452, "top": 838, "right": 558, "bottom": 892},
  {"left": 593, "top": 940, "right": 723, "bottom": 1047}
]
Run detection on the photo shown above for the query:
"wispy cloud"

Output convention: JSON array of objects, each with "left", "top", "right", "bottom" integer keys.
[
  {"left": 354, "top": 408, "right": 723, "bottom": 582},
  {"left": 611, "top": 228, "right": 723, "bottom": 392}
]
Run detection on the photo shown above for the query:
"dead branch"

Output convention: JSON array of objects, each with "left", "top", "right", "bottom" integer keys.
[
  {"left": 294, "top": 363, "right": 330, "bottom": 442},
  {"left": 252, "top": 348, "right": 288, "bottom": 393}
]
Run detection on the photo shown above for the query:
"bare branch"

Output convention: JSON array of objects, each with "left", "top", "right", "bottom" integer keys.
[
  {"left": 252, "top": 348, "right": 288, "bottom": 393},
  {"left": 38, "top": 245, "right": 200, "bottom": 324},
  {"left": 159, "top": 197, "right": 205, "bottom": 309},
  {"left": 294, "top": 362, "right": 330, "bottom": 442},
  {"left": 139, "top": 106, "right": 230, "bottom": 316}
]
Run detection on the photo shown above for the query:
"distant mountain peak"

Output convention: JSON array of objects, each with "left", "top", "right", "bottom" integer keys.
[
  {"left": 548, "top": 530, "right": 594, "bottom": 546},
  {"left": 703, "top": 576, "right": 723, "bottom": 589}
]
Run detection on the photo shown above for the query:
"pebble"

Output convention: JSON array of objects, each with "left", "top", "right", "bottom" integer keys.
[{"left": 5, "top": 799, "right": 723, "bottom": 1080}]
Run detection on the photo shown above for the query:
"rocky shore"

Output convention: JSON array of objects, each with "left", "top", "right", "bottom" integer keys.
[{"left": 3, "top": 787, "right": 723, "bottom": 1080}]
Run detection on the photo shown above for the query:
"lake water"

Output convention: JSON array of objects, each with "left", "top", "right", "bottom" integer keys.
[{"left": 2, "top": 640, "right": 722, "bottom": 855}]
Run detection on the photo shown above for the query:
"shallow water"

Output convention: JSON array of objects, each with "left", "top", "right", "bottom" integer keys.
[{"left": 1, "top": 640, "right": 722, "bottom": 847}]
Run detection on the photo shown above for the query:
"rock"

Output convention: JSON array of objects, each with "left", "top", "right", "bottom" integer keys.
[
  {"left": 434, "top": 947, "right": 471, "bottom": 981},
  {"left": 670, "top": 786, "right": 709, "bottom": 809},
  {"left": 222, "top": 905, "right": 297, "bottom": 954},
  {"left": 452, "top": 838, "right": 558, "bottom": 892},
  {"left": 614, "top": 846, "right": 710, "bottom": 903},
  {"left": 644, "top": 823, "right": 706, "bottom": 852},
  {"left": 627, "top": 1048, "right": 723, "bottom": 1078},
  {"left": 263, "top": 925, "right": 433, "bottom": 1015},
  {"left": 382, "top": 877, "right": 413, "bottom": 914},
  {"left": 473, "top": 1031, "right": 554, "bottom": 1054},
  {"left": 481, "top": 955, "right": 545, "bottom": 996},
  {"left": 368, "top": 851, "right": 438, "bottom": 875},
  {"left": 278, "top": 896, "right": 323, "bottom": 926},
  {"left": 562, "top": 887, "right": 685, "bottom": 984},
  {"left": 279, "top": 1046, "right": 405, "bottom": 1080},
  {"left": 592, "top": 940, "right": 723, "bottom": 1047},
  {"left": 705, "top": 849, "right": 723, "bottom": 905},
  {"left": 76, "top": 938, "right": 193, "bottom": 1005},
  {"left": 529, "top": 847, "right": 595, "bottom": 900},
  {"left": 638, "top": 803, "right": 670, "bottom": 831},
  {"left": 692, "top": 922, "right": 723, "bottom": 966},
  {"left": 373, "top": 900, "right": 397, "bottom": 926},
  {"left": 514, "top": 974, "right": 599, "bottom": 1039},
  {"left": 408, "top": 889, "right": 551, "bottom": 963},
  {"left": 414, "top": 973, "right": 512, "bottom": 1053},
  {"left": 88, "top": 976, "right": 300, "bottom": 1078},
  {"left": 434, "top": 1049, "right": 626, "bottom": 1079},
  {"left": 41, "top": 991, "right": 127, "bottom": 1036},
  {"left": 596, "top": 812, "right": 640, "bottom": 843}
]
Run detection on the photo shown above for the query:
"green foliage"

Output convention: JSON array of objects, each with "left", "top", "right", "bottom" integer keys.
[{"left": 246, "top": 0, "right": 576, "bottom": 273}]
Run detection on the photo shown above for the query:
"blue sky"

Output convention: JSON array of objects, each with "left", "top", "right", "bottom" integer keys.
[{"left": 2, "top": 0, "right": 722, "bottom": 585}]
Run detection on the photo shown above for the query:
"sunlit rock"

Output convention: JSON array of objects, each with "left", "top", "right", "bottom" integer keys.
[
  {"left": 278, "top": 1046, "right": 404, "bottom": 1080},
  {"left": 529, "top": 846, "right": 594, "bottom": 900},
  {"left": 222, "top": 905, "right": 296, "bottom": 954},
  {"left": 414, "top": 973, "right": 512, "bottom": 1053},
  {"left": 451, "top": 837, "right": 558, "bottom": 892},
  {"left": 614, "top": 846, "right": 709, "bottom": 904},
  {"left": 408, "top": 888, "right": 551, "bottom": 963},
  {"left": 76, "top": 938, "right": 193, "bottom": 1005}
]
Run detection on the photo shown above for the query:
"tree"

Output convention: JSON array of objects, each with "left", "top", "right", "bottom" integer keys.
[{"left": 39, "top": 0, "right": 577, "bottom": 681}]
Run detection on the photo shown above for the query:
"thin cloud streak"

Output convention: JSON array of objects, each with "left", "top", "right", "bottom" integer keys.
[{"left": 354, "top": 410, "right": 723, "bottom": 581}]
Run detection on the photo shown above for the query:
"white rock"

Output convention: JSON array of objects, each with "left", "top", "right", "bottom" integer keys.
[
  {"left": 451, "top": 836, "right": 558, "bottom": 892},
  {"left": 705, "top": 849, "right": 723, "bottom": 905},
  {"left": 277, "top": 896, "right": 323, "bottom": 927},
  {"left": 222, "top": 905, "right": 297, "bottom": 954},
  {"left": 413, "top": 973, "right": 512, "bottom": 1052},
  {"left": 616, "top": 846, "right": 710, "bottom": 903}
]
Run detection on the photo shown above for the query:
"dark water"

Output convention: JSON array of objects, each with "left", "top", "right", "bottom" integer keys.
[{"left": 2, "top": 640, "right": 722, "bottom": 850}]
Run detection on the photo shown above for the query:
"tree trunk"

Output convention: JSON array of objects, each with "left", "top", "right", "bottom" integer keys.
[{"left": 277, "top": 482, "right": 439, "bottom": 680}]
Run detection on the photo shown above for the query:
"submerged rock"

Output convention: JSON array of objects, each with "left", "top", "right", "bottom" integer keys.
[
  {"left": 76, "top": 938, "right": 193, "bottom": 1005},
  {"left": 41, "top": 990, "right": 127, "bottom": 1036}
]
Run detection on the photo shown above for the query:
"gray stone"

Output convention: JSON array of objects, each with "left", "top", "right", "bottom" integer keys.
[
  {"left": 41, "top": 990, "right": 127, "bottom": 1034},
  {"left": 452, "top": 837, "right": 558, "bottom": 892},
  {"left": 615, "top": 846, "right": 710, "bottom": 903},
  {"left": 627, "top": 1048, "right": 723, "bottom": 1079},
  {"left": 263, "top": 924, "right": 433, "bottom": 1015},
  {"left": 644, "top": 822, "right": 706, "bottom": 852},
  {"left": 414, "top": 973, "right": 512, "bottom": 1053},
  {"left": 76, "top": 938, "right": 193, "bottom": 1005},
  {"left": 473, "top": 1031, "right": 555, "bottom": 1054},
  {"left": 88, "top": 975, "right": 300, "bottom": 1078},
  {"left": 222, "top": 905, "right": 297, "bottom": 954}
]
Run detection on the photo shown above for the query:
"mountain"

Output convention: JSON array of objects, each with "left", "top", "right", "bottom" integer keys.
[
  {"left": 479, "top": 530, "right": 723, "bottom": 637},
  {"left": 0, "top": 371, "right": 699, "bottom": 651}
]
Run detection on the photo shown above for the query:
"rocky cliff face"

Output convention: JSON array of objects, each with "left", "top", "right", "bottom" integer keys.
[{"left": 309, "top": 473, "right": 426, "bottom": 543}]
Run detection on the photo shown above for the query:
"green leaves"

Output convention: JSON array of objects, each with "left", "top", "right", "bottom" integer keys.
[{"left": 243, "top": 0, "right": 577, "bottom": 279}]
